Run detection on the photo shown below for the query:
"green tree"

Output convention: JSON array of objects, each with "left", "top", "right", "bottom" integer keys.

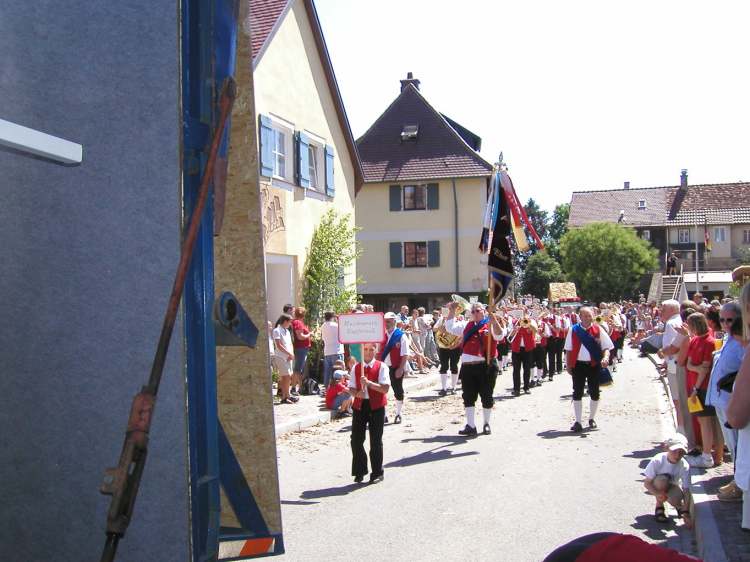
[
  {"left": 560, "top": 223, "right": 658, "bottom": 302},
  {"left": 524, "top": 198, "right": 549, "bottom": 241},
  {"left": 301, "top": 210, "right": 361, "bottom": 326},
  {"left": 547, "top": 202, "right": 570, "bottom": 243},
  {"left": 520, "top": 251, "right": 565, "bottom": 299}
]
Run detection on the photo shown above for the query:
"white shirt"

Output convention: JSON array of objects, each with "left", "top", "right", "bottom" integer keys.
[
  {"left": 444, "top": 316, "right": 502, "bottom": 364},
  {"left": 643, "top": 452, "right": 690, "bottom": 490},
  {"left": 564, "top": 323, "right": 614, "bottom": 361},
  {"left": 272, "top": 325, "right": 293, "bottom": 359},
  {"left": 383, "top": 329, "right": 409, "bottom": 367},
  {"left": 348, "top": 359, "right": 389, "bottom": 399},
  {"left": 321, "top": 320, "right": 343, "bottom": 356},
  {"left": 662, "top": 314, "right": 686, "bottom": 364}
]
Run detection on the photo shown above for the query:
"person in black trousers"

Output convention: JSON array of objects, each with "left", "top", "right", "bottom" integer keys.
[{"left": 349, "top": 343, "right": 391, "bottom": 484}]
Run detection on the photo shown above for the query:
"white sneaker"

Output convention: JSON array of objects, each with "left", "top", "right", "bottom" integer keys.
[{"left": 687, "top": 453, "right": 714, "bottom": 469}]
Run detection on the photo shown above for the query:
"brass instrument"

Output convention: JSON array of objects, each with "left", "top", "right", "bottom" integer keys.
[
  {"left": 435, "top": 328, "right": 461, "bottom": 349},
  {"left": 520, "top": 317, "right": 530, "bottom": 328},
  {"left": 595, "top": 315, "right": 604, "bottom": 324}
]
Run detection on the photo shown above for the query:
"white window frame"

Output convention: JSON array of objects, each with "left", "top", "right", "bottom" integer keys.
[
  {"left": 714, "top": 226, "right": 726, "bottom": 243},
  {"left": 641, "top": 229, "right": 651, "bottom": 241},
  {"left": 268, "top": 115, "right": 294, "bottom": 183},
  {"left": 678, "top": 228, "right": 690, "bottom": 244},
  {"left": 744, "top": 229, "right": 750, "bottom": 245},
  {"left": 302, "top": 130, "right": 326, "bottom": 193},
  {"left": 637, "top": 200, "right": 647, "bottom": 210}
]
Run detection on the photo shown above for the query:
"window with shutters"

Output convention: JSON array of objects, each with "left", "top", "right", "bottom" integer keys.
[
  {"left": 273, "top": 129, "right": 286, "bottom": 178},
  {"left": 404, "top": 242, "right": 428, "bottom": 267},
  {"left": 403, "top": 185, "right": 426, "bottom": 210},
  {"left": 307, "top": 143, "right": 320, "bottom": 190}
]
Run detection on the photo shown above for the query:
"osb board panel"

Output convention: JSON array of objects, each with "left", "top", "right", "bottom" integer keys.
[{"left": 213, "top": 3, "right": 282, "bottom": 535}]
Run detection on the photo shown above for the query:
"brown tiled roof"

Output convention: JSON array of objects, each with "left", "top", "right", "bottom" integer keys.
[
  {"left": 568, "top": 187, "right": 670, "bottom": 227},
  {"left": 569, "top": 181, "right": 750, "bottom": 228},
  {"left": 665, "top": 183, "right": 750, "bottom": 225},
  {"left": 248, "top": 0, "right": 364, "bottom": 191},
  {"left": 356, "top": 85, "right": 493, "bottom": 183},
  {"left": 249, "top": 0, "right": 291, "bottom": 61}
]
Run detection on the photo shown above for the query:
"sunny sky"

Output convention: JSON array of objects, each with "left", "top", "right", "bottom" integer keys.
[{"left": 316, "top": 0, "right": 750, "bottom": 211}]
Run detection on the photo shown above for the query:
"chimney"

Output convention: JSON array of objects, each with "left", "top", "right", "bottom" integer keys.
[
  {"left": 400, "top": 72, "right": 421, "bottom": 92},
  {"left": 624, "top": 181, "right": 630, "bottom": 190},
  {"left": 680, "top": 169, "right": 688, "bottom": 189}
]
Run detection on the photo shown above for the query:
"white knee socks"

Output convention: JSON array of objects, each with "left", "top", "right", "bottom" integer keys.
[
  {"left": 395, "top": 400, "right": 403, "bottom": 417},
  {"left": 483, "top": 408, "right": 492, "bottom": 425},
  {"left": 589, "top": 399, "right": 599, "bottom": 421},
  {"left": 573, "top": 400, "right": 583, "bottom": 424},
  {"left": 440, "top": 373, "right": 449, "bottom": 391},
  {"left": 450, "top": 373, "right": 459, "bottom": 390},
  {"left": 466, "top": 406, "right": 476, "bottom": 428}
]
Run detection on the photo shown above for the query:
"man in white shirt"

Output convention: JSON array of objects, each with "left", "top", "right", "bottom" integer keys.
[
  {"left": 272, "top": 314, "right": 297, "bottom": 404},
  {"left": 564, "top": 307, "right": 613, "bottom": 432},
  {"left": 660, "top": 299, "right": 686, "bottom": 427},
  {"left": 320, "top": 311, "right": 344, "bottom": 388}
]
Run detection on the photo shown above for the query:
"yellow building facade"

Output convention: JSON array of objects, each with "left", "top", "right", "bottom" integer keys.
[{"left": 251, "top": 0, "right": 362, "bottom": 319}]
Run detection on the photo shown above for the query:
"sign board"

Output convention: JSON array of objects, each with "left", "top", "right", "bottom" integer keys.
[
  {"left": 338, "top": 312, "right": 385, "bottom": 344},
  {"left": 508, "top": 309, "right": 524, "bottom": 320}
]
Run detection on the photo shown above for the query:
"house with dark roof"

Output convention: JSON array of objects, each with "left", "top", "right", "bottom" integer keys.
[
  {"left": 355, "top": 74, "right": 494, "bottom": 310},
  {"left": 250, "top": 0, "right": 363, "bottom": 318},
  {"left": 569, "top": 170, "right": 750, "bottom": 298}
]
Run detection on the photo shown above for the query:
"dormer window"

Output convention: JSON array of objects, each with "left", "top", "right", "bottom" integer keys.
[
  {"left": 638, "top": 199, "right": 646, "bottom": 210},
  {"left": 401, "top": 124, "right": 419, "bottom": 141}
]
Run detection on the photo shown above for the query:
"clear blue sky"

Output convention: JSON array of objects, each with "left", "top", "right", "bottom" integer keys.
[{"left": 316, "top": 0, "right": 750, "bottom": 211}]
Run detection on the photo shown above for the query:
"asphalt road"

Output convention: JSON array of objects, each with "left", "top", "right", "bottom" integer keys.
[{"left": 274, "top": 348, "right": 695, "bottom": 561}]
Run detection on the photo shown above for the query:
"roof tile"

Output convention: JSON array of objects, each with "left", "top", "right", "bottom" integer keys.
[{"left": 249, "top": 0, "right": 290, "bottom": 61}]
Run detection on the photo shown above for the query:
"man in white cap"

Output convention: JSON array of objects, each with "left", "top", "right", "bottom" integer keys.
[{"left": 381, "top": 312, "right": 409, "bottom": 424}]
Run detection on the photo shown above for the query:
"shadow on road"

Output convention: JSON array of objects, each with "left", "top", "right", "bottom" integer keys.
[
  {"left": 537, "top": 429, "right": 589, "bottom": 439},
  {"left": 300, "top": 483, "right": 365, "bottom": 500},
  {"left": 384, "top": 448, "right": 478, "bottom": 468},
  {"left": 631, "top": 513, "right": 676, "bottom": 541},
  {"left": 410, "top": 395, "right": 443, "bottom": 403},
  {"left": 624, "top": 444, "right": 664, "bottom": 469},
  {"left": 401, "top": 435, "right": 470, "bottom": 445}
]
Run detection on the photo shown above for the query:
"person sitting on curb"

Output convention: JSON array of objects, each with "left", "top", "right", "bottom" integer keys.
[
  {"left": 643, "top": 434, "right": 693, "bottom": 528},
  {"left": 325, "top": 363, "right": 353, "bottom": 418}
]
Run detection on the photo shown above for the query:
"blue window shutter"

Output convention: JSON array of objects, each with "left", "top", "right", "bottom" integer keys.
[
  {"left": 297, "top": 132, "right": 311, "bottom": 188},
  {"left": 389, "top": 242, "right": 403, "bottom": 268},
  {"left": 427, "top": 240, "right": 440, "bottom": 267},
  {"left": 324, "top": 144, "right": 335, "bottom": 197},
  {"left": 259, "top": 115, "right": 274, "bottom": 177},
  {"left": 427, "top": 183, "right": 439, "bottom": 209},
  {"left": 389, "top": 185, "right": 402, "bottom": 211}
]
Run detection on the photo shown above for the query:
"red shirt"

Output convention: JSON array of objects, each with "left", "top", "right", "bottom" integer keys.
[
  {"left": 325, "top": 381, "right": 349, "bottom": 409},
  {"left": 686, "top": 333, "right": 715, "bottom": 390},
  {"left": 291, "top": 319, "right": 311, "bottom": 349}
]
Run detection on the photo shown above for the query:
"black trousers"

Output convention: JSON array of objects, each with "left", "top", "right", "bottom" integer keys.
[
  {"left": 388, "top": 366, "right": 405, "bottom": 401},
  {"left": 512, "top": 349, "right": 532, "bottom": 392},
  {"left": 572, "top": 361, "right": 600, "bottom": 401},
  {"left": 351, "top": 400, "right": 385, "bottom": 477},
  {"left": 461, "top": 360, "right": 498, "bottom": 409},
  {"left": 547, "top": 337, "right": 563, "bottom": 374},
  {"left": 438, "top": 347, "right": 460, "bottom": 374},
  {"left": 533, "top": 344, "right": 547, "bottom": 372}
]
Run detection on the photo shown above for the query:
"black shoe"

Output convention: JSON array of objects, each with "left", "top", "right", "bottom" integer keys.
[
  {"left": 524, "top": 388, "right": 530, "bottom": 395},
  {"left": 354, "top": 474, "right": 364, "bottom": 484},
  {"left": 369, "top": 472, "right": 384, "bottom": 484},
  {"left": 394, "top": 415, "right": 402, "bottom": 424},
  {"left": 290, "top": 389, "right": 300, "bottom": 396},
  {"left": 438, "top": 389, "right": 447, "bottom": 397},
  {"left": 588, "top": 419, "right": 597, "bottom": 430},
  {"left": 449, "top": 388, "right": 457, "bottom": 395},
  {"left": 483, "top": 423, "right": 491, "bottom": 435},
  {"left": 529, "top": 380, "right": 537, "bottom": 388},
  {"left": 458, "top": 424, "right": 478, "bottom": 436},
  {"left": 549, "top": 375, "right": 554, "bottom": 381},
  {"left": 512, "top": 390, "right": 521, "bottom": 397},
  {"left": 384, "top": 416, "right": 389, "bottom": 424},
  {"left": 570, "top": 422, "right": 583, "bottom": 433}
]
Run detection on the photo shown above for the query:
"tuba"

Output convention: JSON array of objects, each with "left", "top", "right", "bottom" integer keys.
[{"left": 451, "top": 294, "right": 471, "bottom": 315}]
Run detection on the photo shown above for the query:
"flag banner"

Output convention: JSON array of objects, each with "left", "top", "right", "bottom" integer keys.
[
  {"left": 704, "top": 217, "right": 712, "bottom": 252},
  {"left": 480, "top": 171, "right": 513, "bottom": 302}
]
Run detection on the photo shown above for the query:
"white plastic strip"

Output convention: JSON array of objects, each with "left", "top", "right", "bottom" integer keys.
[{"left": 0, "top": 118, "right": 82, "bottom": 164}]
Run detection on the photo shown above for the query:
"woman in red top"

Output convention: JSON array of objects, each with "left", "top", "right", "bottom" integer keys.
[
  {"left": 678, "top": 311, "right": 724, "bottom": 468},
  {"left": 291, "top": 307, "right": 312, "bottom": 395}
]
